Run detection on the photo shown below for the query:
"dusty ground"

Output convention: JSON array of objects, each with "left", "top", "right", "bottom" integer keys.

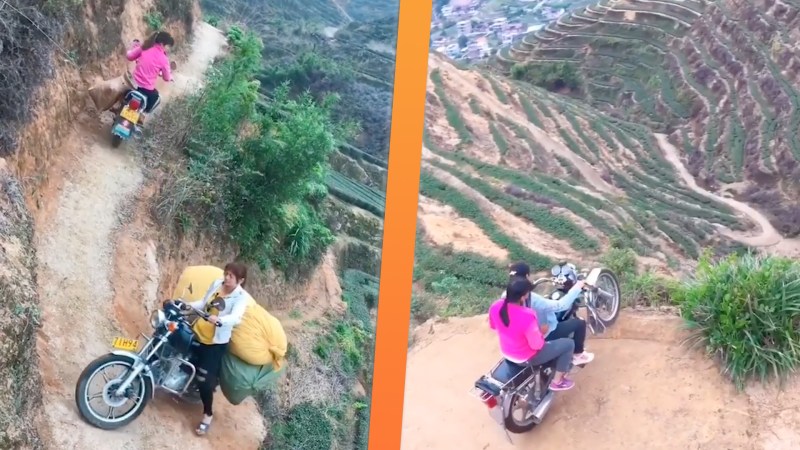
[
  {"left": 400, "top": 311, "right": 800, "bottom": 450},
  {"left": 33, "top": 22, "right": 266, "bottom": 450}
]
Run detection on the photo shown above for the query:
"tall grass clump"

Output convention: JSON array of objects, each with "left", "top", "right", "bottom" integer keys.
[{"left": 675, "top": 251, "right": 800, "bottom": 388}]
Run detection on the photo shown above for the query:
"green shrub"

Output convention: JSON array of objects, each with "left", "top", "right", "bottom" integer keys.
[
  {"left": 600, "top": 248, "right": 678, "bottom": 307},
  {"left": 675, "top": 251, "right": 800, "bottom": 388},
  {"left": 600, "top": 248, "right": 637, "bottom": 280},
  {"left": 144, "top": 11, "right": 164, "bottom": 31},
  {"left": 152, "top": 29, "right": 341, "bottom": 274}
]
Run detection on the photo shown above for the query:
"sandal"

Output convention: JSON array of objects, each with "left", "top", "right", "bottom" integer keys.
[{"left": 195, "top": 420, "right": 212, "bottom": 436}]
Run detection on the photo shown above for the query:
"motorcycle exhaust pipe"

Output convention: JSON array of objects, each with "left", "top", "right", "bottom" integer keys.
[{"left": 531, "top": 391, "right": 555, "bottom": 424}]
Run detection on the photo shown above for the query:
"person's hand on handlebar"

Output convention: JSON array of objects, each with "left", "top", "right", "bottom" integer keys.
[
  {"left": 207, "top": 315, "right": 220, "bottom": 325},
  {"left": 573, "top": 280, "right": 586, "bottom": 291},
  {"left": 169, "top": 299, "right": 191, "bottom": 311}
]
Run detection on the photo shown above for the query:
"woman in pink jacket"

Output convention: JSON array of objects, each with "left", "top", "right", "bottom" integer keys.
[
  {"left": 488, "top": 277, "right": 576, "bottom": 391},
  {"left": 125, "top": 31, "right": 175, "bottom": 119}
]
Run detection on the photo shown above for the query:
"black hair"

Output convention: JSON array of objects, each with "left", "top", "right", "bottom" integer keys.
[
  {"left": 499, "top": 277, "right": 534, "bottom": 327},
  {"left": 508, "top": 261, "right": 530, "bottom": 279},
  {"left": 142, "top": 31, "right": 175, "bottom": 50}
]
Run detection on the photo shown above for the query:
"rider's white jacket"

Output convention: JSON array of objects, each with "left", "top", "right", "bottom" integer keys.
[{"left": 188, "top": 278, "right": 249, "bottom": 344}]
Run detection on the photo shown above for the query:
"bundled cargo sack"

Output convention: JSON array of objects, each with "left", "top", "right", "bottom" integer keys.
[
  {"left": 87, "top": 70, "right": 138, "bottom": 113},
  {"left": 171, "top": 265, "right": 224, "bottom": 302},
  {"left": 228, "top": 295, "right": 288, "bottom": 368},
  {"left": 219, "top": 352, "right": 285, "bottom": 405}
]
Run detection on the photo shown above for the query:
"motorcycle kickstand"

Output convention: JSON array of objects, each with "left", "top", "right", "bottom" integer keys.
[{"left": 503, "top": 427, "right": 513, "bottom": 444}]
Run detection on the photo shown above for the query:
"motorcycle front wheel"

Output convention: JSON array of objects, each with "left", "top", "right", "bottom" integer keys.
[
  {"left": 592, "top": 269, "right": 622, "bottom": 327},
  {"left": 74, "top": 353, "right": 153, "bottom": 430}
]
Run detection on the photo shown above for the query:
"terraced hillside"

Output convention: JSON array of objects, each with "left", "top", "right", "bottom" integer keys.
[
  {"left": 410, "top": 53, "right": 800, "bottom": 318},
  {"left": 492, "top": 0, "right": 800, "bottom": 237}
]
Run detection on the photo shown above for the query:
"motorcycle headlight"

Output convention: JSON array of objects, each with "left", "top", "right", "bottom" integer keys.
[
  {"left": 551, "top": 291, "right": 562, "bottom": 300},
  {"left": 150, "top": 310, "right": 165, "bottom": 329}
]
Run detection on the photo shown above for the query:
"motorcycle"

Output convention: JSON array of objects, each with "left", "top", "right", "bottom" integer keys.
[
  {"left": 469, "top": 262, "right": 621, "bottom": 440},
  {"left": 74, "top": 299, "right": 218, "bottom": 430},
  {"left": 108, "top": 57, "right": 178, "bottom": 148}
]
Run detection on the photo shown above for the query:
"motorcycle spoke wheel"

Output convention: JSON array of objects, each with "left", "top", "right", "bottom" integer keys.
[
  {"left": 509, "top": 392, "right": 535, "bottom": 424},
  {"left": 82, "top": 361, "right": 146, "bottom": 425},
  {"left": 594, "top": 273, "right": 620, "bottom": 322}
]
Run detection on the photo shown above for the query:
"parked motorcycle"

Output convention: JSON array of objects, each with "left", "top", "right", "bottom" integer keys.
[
  {"left": 470, "top": 262, "right": 621, "bottom": 440},
  {"left": 75, "top": 299, "right": 217, "bottom": 430}
]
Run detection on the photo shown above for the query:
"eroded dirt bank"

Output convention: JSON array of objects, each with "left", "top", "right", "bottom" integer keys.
[
  {"left": 32, "top": 22, "right": 265, "bottom": 450},
  {"left": 401, "top": 312, "right": 800, "bottom": 450}
]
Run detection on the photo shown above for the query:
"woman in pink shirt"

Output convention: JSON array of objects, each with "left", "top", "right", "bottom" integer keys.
[
  {"left": 125, "top": 31, "right": 175, "bottom": 118},
  {"left": 489, "top": 277, "right": 576, "bottom": 391}
]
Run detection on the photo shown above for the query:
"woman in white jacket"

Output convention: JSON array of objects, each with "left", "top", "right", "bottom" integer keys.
[{"left": 185, "top": 261, "right": 249, "bottom": 436}]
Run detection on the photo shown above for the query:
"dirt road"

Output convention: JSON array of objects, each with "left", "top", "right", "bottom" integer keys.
[
  {"left": 400, "top": 312, "right": 800, "bottom": 450},
  {"left": 655, "top": 133, "right": 800, "bottom": 257},
  {"left": 35, "top": 22, "right": 265, "bottom": 450}
]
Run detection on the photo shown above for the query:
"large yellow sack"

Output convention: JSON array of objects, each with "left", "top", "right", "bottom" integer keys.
[
  {"left": 87, "top": 70, "right": 137, "bottom": 112},
  {"left": 172, "top": 265, "right": 224, "bottom": 303},
  {"left": 229, "top": 295, "right": 288, "bottom": 370}
]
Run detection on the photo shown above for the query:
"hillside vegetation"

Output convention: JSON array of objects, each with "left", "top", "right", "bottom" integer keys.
[
  {"left": 149, "top": 1, "right": 399, "bottom": 448},
  {"left": 0, "top": 0, "right": 395, "bottom": 449},
  {"left": 494, "top": 0, "right": 800, "bottom": 235},
  {"left": 415, "top": 53, "right": 755, "bottom": 317},
  {"left": 415, "top": 0, "right": 800, "bottom": 397}
]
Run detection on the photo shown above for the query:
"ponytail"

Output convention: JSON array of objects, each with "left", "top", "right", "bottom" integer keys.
[{"left": 499, "top": 298, "right": 511, "bottom": 327}]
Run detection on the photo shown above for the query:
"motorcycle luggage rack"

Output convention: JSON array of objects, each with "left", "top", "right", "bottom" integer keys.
[{"left": 470, "top": 359, "right": 538, "bottom": 400}]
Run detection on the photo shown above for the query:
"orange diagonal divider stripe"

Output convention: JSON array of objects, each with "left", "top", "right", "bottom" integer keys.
[{"left": 368, "top": 0, "right": 432, "bottom": 448}]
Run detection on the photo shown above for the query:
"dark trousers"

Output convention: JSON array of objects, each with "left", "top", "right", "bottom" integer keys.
[
  {"left": 524, "top": 338, "right": 574, "bottom": 373},
  {"left": 135, "top": 86, "right": 161, "bottom": 113},
  {"left": 192, "top": 342, "right": 228, "bottom": 416},
  {"left": 545, "top": 318, "right": 586, "bottom": 354}
]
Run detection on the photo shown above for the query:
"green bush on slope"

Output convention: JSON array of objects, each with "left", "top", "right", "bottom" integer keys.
[{"left": 676, "top": 251, "right": 800, "bottom": 388}]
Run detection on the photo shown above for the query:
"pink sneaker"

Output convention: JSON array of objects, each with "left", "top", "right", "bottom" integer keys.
[
  {"left": 549, "top": 377, "right": 575, "bottom": 391},
  {"left": 573, "top": 352, "right": 595, "bottom": 365}
]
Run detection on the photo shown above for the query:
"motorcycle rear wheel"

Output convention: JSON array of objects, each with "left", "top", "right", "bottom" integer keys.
[
  {"left": 111, "top": 134, "right": 123, "bottom": 148},
  {"left": 75, "top": 353, "right": 153, "bottom": 430},
  {"left": 503, "top": 391, "right": 539, "bottom": 433}
]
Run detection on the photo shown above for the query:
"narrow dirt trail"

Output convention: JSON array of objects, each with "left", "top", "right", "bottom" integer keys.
[
  {"left": 655, "top": 133, "right": 800, "bottom": 256},
  {"left": 35, "top": 23, "right": 264, "bottom": 450},
  {"left": 401, "top": 312, "right": 755, "bottom": 450}
]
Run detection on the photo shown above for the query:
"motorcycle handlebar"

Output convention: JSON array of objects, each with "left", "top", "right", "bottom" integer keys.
[
  {"left": 533, "top": 276, "right": 593, "bottom": 290},
  {"left": 170, "top": 300, "right": 223, "bottom": 327}
]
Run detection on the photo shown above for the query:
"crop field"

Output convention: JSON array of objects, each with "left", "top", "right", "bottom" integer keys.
[{"left": 490, "top": 0, "right": 800, "bottom": 235}]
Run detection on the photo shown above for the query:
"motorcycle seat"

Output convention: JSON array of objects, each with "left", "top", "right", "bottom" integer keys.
[{"left": 491, "top": 359, "right": 530, "bottom": 384}]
